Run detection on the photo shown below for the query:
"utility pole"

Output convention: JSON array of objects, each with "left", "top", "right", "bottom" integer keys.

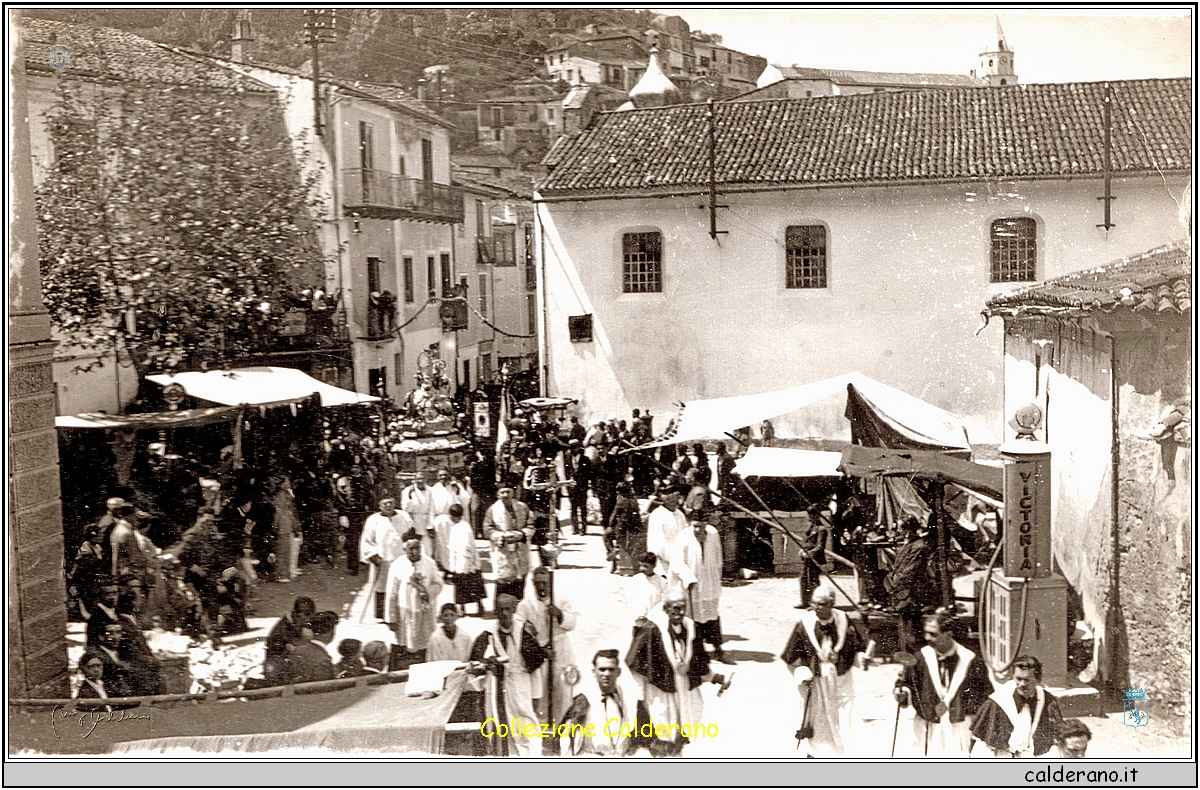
[
  {"left": 1097, "top": 82, "right": 1116, "bottom": 231},
  {"left": 706, "top": 99, "right": 728, "bottom": 241},
  {"left": 303, "top": 9, "right": 337, "bottom": 137}
]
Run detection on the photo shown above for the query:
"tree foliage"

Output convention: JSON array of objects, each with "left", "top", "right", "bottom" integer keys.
[
  {"left": 27, "top": 7, "right": 661, "bottom": 105},
  {"left": 36, "top": 73, "right": 327, "bottom": 373}
]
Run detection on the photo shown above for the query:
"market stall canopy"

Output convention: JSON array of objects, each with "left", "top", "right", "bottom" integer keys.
[
  {"left": 519, "top": 396, "right": 578, "bottom": 410},
  {"left": 147, "top": 367, "right": 379, "bottom": 408},
  {"left": 838, "top": 444, "right": 1003, "bottom": 500},
  {"left": 56, "top": 405, "right": 240, "bottom": 430},
  {"left": 733, "top": 446, "right": 844, "bottom": 478},
  {"left": 638, "top": 372, "right": 971, "bottom": 452}
]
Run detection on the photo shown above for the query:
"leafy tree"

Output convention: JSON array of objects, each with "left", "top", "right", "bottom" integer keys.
[{"left": 36, "top": 71, "right": 327, "bottom": 375}]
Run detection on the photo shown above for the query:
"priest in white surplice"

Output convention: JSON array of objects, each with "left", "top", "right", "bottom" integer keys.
[
  {"left": 384, "top": 531, "right": 444, "bottom": 658},
  {"left": 401, "top": 472, "right": 436, "bottom": 558},
  {"left": 359, "top": 497, "right": 412, "bottom": 621},
  {"left": 669, "top": 515, "right": 731, "bottom": 663},
  {"left": 646, "top": 487, "right": 687, "bottom": 578}
]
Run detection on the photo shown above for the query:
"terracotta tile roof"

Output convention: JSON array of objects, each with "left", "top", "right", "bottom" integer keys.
[
  {"left": 780, "top": 65, "right": 983, "bottom": 88},
  {"left": 22, "top": 18, "right": 271, "bottom": 92},
  {"left": 539, "top": 78, "right": 1191, "bottom": 194},
  {"left": 985, "top": 242, "right": 1191, "bottom": 316}
]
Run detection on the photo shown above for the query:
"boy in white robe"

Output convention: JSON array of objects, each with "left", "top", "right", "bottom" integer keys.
[{"left": 428, "top": 603, "right": 474, "bottom": 662}]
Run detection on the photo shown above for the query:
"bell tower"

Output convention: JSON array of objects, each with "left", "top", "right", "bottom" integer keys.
[{"left": 979, "top": 17, "right": 1017, "bottom": 87}]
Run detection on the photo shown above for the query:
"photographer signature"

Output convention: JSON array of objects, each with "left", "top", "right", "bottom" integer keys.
[{"left": 51, "top": 705, "right": 150, "bottom": 738}]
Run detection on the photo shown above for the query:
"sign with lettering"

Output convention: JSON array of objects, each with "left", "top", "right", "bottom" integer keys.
[{"left": 1002, "top": 449, "right": 1052, "bottom": 578}]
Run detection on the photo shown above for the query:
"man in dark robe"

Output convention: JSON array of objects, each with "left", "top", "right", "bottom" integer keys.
[
  {"left": 780, "top": 583, "right": 866, "bottom": 757},
  {"left": 626, "top": 594, "right": 728, "bottom": 756},
  {"left": 894, "top": 611, "right": 993, "bottom": 757},
  {"left": 884, "top": 516, "right": 939, "bottom": 652},
  {"left": 970, "top": 655, "right": 1063, "bottom": 758}
]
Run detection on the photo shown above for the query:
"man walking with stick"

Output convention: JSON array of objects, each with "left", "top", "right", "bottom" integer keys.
[{"left": 780, "top": 583, "right": 866, "bottom": 757}]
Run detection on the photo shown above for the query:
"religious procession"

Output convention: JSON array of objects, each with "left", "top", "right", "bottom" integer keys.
[
  {"left": 15, "top": 363, "right": 1119, "bottom": 762},
  {"left": 10, "top": 9, "right": 1188, "bottom": 766}
]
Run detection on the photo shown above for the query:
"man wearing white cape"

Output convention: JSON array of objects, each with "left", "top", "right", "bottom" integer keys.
[
  {"left": 779, "top": 584, "right": 866, "bottom": 757},
  {"left": 894, "top": 611, "right": 993, "bottom": 757}
]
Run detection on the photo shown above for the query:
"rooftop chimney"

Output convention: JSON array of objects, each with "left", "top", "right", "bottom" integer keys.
[{"left": 231, "top": 11, "right": 254, "bottom": 64}]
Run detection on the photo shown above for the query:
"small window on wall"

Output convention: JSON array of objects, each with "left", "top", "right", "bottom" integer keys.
[
  {"left": 622, "top": 231, "right": 662, "bottom": 293},
  {"left": 990, "top": 217, "right": 1037, "bottom": 283},
  {"left": 527, "top": 293, "right": 537, "bottom": 335},
  {"left": 394, "top": 353, "right": 404, "bottom": 386},
  {"left": 479, "top": 274, "right": 488, "bottom": 318},
  {"left": 427, "top": 256, "right": 436, "bottom": 298},
  {"left": 785, "top": 225, "right": 827, "bottom": 289},
  {"left": 403, "top": 257, "right": 414, "bottom": 304}
]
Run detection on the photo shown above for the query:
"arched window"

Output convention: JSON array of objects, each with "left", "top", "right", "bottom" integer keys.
[{"left": 990, "top": 218, "right": 1037, "bottom": 282}]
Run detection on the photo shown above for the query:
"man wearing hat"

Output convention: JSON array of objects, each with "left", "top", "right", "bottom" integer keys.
[{"left": 884, "top": 516, "right": 939, "bottom": 654}]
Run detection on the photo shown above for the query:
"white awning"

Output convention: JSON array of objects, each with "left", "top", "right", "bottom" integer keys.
[
  {"left": 733, "top": 447, "right": 844, "bottom": 478},
  {"left": 147, "top": 367, "right": 379, "bottom": 408},
  {"left": 640, "top": 371, "right": 971, "bottom": 451}
]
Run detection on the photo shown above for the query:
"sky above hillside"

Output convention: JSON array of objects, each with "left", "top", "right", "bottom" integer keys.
[{"left": 654, "top": 7, "right": 1192, "bottom": 84}]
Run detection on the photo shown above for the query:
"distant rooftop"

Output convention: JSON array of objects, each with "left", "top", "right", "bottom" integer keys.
[
  {"left": 779, "top": 65, "right": 983, "bottom": 88},
  {"left": 22, "top": 17, "right": 271, "bottom": 92}
]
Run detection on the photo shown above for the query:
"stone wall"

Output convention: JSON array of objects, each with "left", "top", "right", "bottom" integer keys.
[
  {"left": 9, "top": 13, "right": 69, "bottom": 699},
  {"left": 1112, "top": 313, "right": 1191, "bottom": 734}
]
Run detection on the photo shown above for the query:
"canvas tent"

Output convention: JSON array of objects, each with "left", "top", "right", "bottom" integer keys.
[
  {"left": 638, "top": 372, "right": 972, "bottom": 453},
  {"left": 146, "top": 366, "right": 378, "bottom": 408},
  {"left": 733, "top": 446, "right": 844, "bottom": 478},
  {"left": 56, "top": 405, "right": 240, "bottom": 430}
]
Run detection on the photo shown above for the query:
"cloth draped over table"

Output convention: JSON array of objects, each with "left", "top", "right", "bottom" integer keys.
[{"left": 11, "top": 672, "right": 471, "bottom": 756}]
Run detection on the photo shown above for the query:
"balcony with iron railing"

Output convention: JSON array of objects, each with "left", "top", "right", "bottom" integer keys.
[{"left": 342, "top": 169, "right": 465, "bottom": 224}]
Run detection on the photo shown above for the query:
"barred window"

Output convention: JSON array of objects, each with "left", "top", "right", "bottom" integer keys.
[
  {"left": 785, "top": 225, "right": 827, "bottom": 289},
  {"left": 622, "top": 232, "right": 662, "bottom": 293},
  {"left": 991, "top": 218, "right": 1037, "bottom": 283}
]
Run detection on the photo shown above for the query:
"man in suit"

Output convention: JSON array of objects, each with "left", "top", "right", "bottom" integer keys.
[
  {"left": 263, "top": 596, "right": 315, "bottom": 686},
  {"left": 290, "top": 610, "right": 339, "bottom": 684}
]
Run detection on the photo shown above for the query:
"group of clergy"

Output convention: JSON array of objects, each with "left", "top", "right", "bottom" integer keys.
[
  {"left": 358, "top": 470, "right": 1084, "bottom": 760},
  {"left": 781, "top": 592, "right": 1075, "bottom": 759}
]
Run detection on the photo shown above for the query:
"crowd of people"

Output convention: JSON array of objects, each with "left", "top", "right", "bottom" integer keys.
[{"left": 65, "top": 395, "right": 1088, "bottom": 761}]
